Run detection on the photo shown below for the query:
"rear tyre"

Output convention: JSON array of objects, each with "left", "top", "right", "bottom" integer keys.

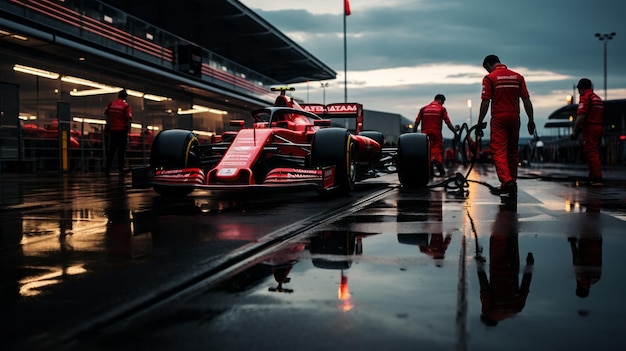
[
  {"left": 358, "top": 131, "right": 384, "bottom": 150},
  {"left": 397, "top": 133, "right": 430, "bottom": 188},
  {"left": 357, "top": 130, "right": 385, "bottom": 179},
  {"left": 311, "top": 128, "right": 355, "bottom": 195},
  {"left": 150, "top": 129, "right": 199, "bottom": 196}
]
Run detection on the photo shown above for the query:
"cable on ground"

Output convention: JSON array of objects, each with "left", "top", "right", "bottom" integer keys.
[{"left": 426, "top": 122, "right": 497, "bottom": 196}]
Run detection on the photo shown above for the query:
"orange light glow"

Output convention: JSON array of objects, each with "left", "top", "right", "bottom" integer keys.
[{"left": 338, "top": 272, "right": 354, "bottom": 311}]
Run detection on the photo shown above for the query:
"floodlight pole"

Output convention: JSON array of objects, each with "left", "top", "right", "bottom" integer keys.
[
  {"left": 321, "top": 82, "right": 329, "bottom": 105},
  {"left": 343, "top": 1, "right": 348, "bottom": 102},
  {"left": 595, "top": 32, "right": 616, "bottom": 100}
]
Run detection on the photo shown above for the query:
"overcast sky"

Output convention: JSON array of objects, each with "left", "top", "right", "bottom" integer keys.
[{"left": 239, "top": 0, "right": 624, "bottom": 138}]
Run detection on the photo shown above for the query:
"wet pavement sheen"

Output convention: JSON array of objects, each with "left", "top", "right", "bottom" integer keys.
[{"left": 2, "top": 162, "right": 626, "bottom": 350}]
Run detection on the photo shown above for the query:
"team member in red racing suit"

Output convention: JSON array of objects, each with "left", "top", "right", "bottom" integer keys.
[
  {"left": 476, "top": 55, "right": 535, "bottom": 199},
  {"left": 413, "top": 94, "right": 458, "bottom": 176},
  {"left": 571, "top": 78, "right": 604, "bottom": 186},
  {"left": 104, "top": 89, "right": 133, "bottom": 176},
  {"left": 475, "top": 208, "right": 534, "bottom": 326}
]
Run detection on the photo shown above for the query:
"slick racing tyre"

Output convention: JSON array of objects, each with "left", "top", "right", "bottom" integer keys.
[
  {"left": 358, "top": 130, "right": 384, "bottom": 159},
  {"left": 150, "top": 129, "right": 199, "bottom": 196},
  {"left": 397, "top": 133, "right": 430, "bottom": 188},
  {"left": 311, "top": 128, "right": 355, "bottom": 195},
  {"left": 150, "top": 129, "right": 200, "bottom": 168},
  {"left": 356, "top": 130, "right": 385, "bottom": 179}
]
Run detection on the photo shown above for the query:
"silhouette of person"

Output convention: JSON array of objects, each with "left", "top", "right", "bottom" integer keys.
[
  {"left": 475, "top": 208, "right": 534, "bottom": 326},
  {"left": 103, "top": 180, "right": 133, "bottom": 267},
  {"left": 413, "top": 94, "right": 459, "bottom": 176},
  {"left": 104, "top": 89, "right": 133, "bottom": 176},
  {"left": 263, "top": 242, "right": 305, "bottom": 293},
  {"left": 419, "top": 233, "right": 452, "bottom": 267},
  {"left": 568, "top": 200, "right": 602, "bottom": 298},
  {"left": 397, "top": 192, "right": 450, "bottom": 267}
]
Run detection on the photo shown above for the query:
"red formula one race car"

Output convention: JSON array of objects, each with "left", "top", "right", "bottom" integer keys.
[{"left": 132, "top": 87, "right": 431, "bottom": 197}]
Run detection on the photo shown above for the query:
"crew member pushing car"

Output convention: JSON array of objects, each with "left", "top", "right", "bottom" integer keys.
[
  {"left": 104, "top": 89, "right": 133, "bottom": 176},
  {"left": 413, "top": 94, "right": 458, "bottom": 176}
]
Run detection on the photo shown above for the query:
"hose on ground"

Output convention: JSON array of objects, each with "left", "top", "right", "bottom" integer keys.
[{"left": 426, "top": 122, "right": 497, "bottom": 195}]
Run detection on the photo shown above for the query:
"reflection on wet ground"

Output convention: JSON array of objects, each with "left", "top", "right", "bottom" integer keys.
[
  {"left": 3, "top": 164, "right": 626, "bottom": 350},
  {"left": 144, "top": 175, "right": 626, "bottom": 350},
  {"left": 0, "top": 173, "right": 325, "bottom": 302}
]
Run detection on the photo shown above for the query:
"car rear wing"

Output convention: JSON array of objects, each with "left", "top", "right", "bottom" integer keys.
[{"left": 300, "top": 103, "right": 364, "bottom": 134}]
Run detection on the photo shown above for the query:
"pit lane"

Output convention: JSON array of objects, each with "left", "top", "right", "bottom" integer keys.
[
  {"left": 84, "top": 167, "right": 626, "bottom": 351},
  {"left": 1, "top": 172, "right": 393, "bottom": 351},
  {"left": 3, "top": 164, "right": 626, "bottom": 351}
]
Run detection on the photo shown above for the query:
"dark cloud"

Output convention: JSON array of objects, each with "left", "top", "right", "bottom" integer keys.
[
  {"left": 254, "top": 1, "right": 625, "bottom": 84},
  {"left": 250, "top": 1, "right": 624, "bottom": 135}
]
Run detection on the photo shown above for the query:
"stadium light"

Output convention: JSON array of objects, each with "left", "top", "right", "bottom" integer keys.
[
  {"left": 595, "top": 32, "right": 616, "bottom": 100},
  {"left": 321, "top": 82, "right": 329, "bottom": 105}
]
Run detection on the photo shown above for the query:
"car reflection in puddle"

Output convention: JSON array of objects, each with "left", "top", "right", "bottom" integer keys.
[{"left": 214, "top": 189, "right": 463, "bottom": 324}]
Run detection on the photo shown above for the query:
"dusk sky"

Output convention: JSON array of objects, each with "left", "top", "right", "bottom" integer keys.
[{"left": 239, "top": 0, "right": 624, "bottom": 138}]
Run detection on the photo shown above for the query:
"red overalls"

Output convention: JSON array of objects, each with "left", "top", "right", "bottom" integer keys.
[
  {"left": 104, "top": 98, "right": 133, "bottom": 174},
  {"left": 105, "top": 98, "right": 132, "bottom": 131},
  {"left": 481, "top": 64, "right": 530, "bottom": 186},
  {"left": 414, "top": 100, "right": 452, "bottom": 164},
  {"left": 577, "top": 89, "right": 604, "bottom": 181}
]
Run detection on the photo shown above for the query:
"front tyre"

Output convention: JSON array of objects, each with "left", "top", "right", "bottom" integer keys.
[
  {"left": 397, "top": 133, "right": 430, "bottom": 188},
  {"left": 311, "top": 128, "right": 355, "bottom": 195},
  {"left": 150, "top": 129, "right": 200, "bottom": 169},
  {"left": 150, "top": 129, "right": 199, "bottom": 196}
]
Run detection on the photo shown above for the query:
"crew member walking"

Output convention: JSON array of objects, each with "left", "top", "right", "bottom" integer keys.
[
  {"left": 413, "top": 94, "right": 458, "bottom": 176},
  {"left": 476, "top": 55, "right": 535, "bottom": 200},
  {"left": 104, "top": 89, "right": 133, "bottom": 176},
  {"left": 571, "top": 78, "right": 604, "bottom": 186}
]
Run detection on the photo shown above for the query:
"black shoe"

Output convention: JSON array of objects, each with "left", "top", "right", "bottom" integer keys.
[
  {"left": 492, "top": 181, "right": 517, "bottom": 198},
  {"left": 503, "top": 181, "right": 517, "bottom": 197},
  {"left": 579, "top": 178, "right": 603, "bottom": 187},
  {"left": 432, "top": 160, "right": 445, "bottom": 177},
  {"left": 437, "top": 163, "right": 445, "bottom": 176},
  {"left": 490, "top": 186, "right": 504, "bottom": 195},
  {"left": 499, "top": 200, "right": 517, "bottom": 211},
  {"left": 589, "top": 178, "right": 603, "bottom": 186}
]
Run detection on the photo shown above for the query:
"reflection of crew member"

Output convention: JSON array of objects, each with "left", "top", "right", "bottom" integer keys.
[
  {"left": 419, "top": 233, "right": 452, "bottom": 267},
  {"left": 105, "top": 208, "right": 133, "bottom": 260},
  {"left": 398, "top": 192, "right": 449, "bottom": 267},
  {"left": 104, "top": 181, "right": 133, "bottom": 266},
  {"left": 264, "top": 242, "right": 305, "bottom": 293},
  {"left": 568, "top": 202, "right": 602, "bottom": 298},
  {"left": 476, "top": 208, "right": 534, "bottom": 326}
]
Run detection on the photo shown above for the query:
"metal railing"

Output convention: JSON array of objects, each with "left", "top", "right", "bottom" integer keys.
[{"left": 6, "top": 123, "right": 150, "bottom": 173}]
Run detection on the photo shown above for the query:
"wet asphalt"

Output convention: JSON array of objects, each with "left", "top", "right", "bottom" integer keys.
[{"left": 2, "top": 162, "right": 626, "bottom": 350}]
